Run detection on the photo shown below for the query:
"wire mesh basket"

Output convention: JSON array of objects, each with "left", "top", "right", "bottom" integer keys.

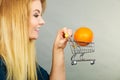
[{"left": 68, "top": 39, "right": 95, "bottom": 65}]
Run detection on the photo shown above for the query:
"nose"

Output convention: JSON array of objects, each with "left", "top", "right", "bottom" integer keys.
[{"left": 39, "top": 16, "right": 45, "bottom": 25}]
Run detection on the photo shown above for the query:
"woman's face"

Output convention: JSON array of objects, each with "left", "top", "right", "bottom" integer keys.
[{"left": 29, "top": 0, "right": 45, "bottom": 40}]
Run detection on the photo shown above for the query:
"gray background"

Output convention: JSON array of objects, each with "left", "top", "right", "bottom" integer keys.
[{"left": 36, "top": 0, "right": 120, "bottom": 80}]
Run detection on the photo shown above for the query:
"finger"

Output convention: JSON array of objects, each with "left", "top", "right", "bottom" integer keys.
[{"left": 67, "top": 29, "right": 72, "bottom": 37}]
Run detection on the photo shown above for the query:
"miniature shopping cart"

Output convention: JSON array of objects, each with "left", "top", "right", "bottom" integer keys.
[{"left": 68, "top": 38, "right": 95, "bottom": 65}]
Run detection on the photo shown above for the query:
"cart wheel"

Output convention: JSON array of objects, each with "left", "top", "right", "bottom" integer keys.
[
  {"left": 71, "top": 61, "right": 77, "bottom": 65},
  {"left": 90, "top": 60, "right": 95, "bottom": 65}
]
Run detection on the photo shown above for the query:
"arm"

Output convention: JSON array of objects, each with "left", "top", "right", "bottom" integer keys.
[{"left": 50, "top": 27, "right": 72, "bottom": 80}]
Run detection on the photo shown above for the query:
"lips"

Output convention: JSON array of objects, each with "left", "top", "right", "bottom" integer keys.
[{"left": 35, "top": 27, "right": 40, "bottom": 32}]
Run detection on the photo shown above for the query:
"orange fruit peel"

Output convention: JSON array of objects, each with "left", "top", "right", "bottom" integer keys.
[{"left": 74, "top": 27, "right": 93, "bottom": 46}]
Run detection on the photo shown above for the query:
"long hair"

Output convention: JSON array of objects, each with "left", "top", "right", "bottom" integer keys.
[{"left": 0, "top": 0, "right": 46, "bottom": 80}]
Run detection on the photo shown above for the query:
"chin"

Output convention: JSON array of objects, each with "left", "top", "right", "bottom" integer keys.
[{"left": 29, "top": 36, "right": 38, "bottom": 40}]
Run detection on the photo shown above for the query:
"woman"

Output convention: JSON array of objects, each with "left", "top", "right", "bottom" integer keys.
[{"left": 0, "top": 0, "right": 72, "bottom": 80}]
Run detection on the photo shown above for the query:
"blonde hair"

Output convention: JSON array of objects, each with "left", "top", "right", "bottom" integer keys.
[{"left": 0, "top": 0, "right": 46, "bottom": 80}]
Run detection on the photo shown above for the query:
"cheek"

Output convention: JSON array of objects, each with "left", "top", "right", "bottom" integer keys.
[
  {"left": 29, "top": 18, "right": 38, "bottom": 38},
  {"left": 30, "top": 18, "right": 37, "bottom": 28},
  {"left": 29, "top": 16, "right": 41, "bottom": 39},
  {"left": 29, "top": 17, "right": 38, "bottom": 34}
]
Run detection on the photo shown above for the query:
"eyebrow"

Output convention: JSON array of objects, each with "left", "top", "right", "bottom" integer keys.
[{"left": 33, "top": 9, "right": 41, "bottom": 13}]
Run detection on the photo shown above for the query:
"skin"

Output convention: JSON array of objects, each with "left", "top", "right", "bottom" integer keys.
[
  {"left": 29, "top": 0, "right": 72, "bottom": 80},
  {"left": 29, "top": 0, "right": 45, "bottom": 40},
  {"left": 50, "top": 27, "right": 72, "bottom": 80}
]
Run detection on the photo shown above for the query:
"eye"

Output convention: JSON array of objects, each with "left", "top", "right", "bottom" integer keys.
[{"left": 33, "top": 13, "right": 39, "bottom": 18}]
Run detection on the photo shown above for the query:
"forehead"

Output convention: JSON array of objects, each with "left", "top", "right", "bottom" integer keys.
[{"left": 31, "top": 0, "right": 42, "bottom": 11}]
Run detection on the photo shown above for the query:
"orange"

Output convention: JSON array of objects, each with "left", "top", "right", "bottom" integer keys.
[{"left": 74, "top": 27, "right": 93, "bottom": 46}]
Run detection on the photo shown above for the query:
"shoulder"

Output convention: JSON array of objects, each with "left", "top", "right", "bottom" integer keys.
[
  {"left": 0, "top": 58, "right": 7, "bottom": 80},
  {"left": 37, "top": 64, "right": 49, "bottom": 80}
]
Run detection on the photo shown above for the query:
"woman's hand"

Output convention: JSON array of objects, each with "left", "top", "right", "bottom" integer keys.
[
  {"left": 50, "top": 27, "right": 72, "bottom": 80},
  {"left": 53, "top": 27, "right": 72, "bottom": 52}
]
